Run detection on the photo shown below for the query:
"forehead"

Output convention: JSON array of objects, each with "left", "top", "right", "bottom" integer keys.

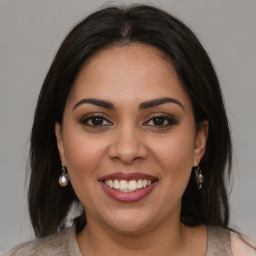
[{"left": 67, "top": 44, "right": 192, "bottom": 109}]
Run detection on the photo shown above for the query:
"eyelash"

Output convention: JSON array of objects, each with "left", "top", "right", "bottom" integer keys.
[
  {"left": 79, "top": 113, "right": 177, "bottom": 128},
  {"left": 144, "top": 114, "right": 177, "bottom": 127},
  {"left": 80, "top": 114, "right": 112, "bottom": 127}
]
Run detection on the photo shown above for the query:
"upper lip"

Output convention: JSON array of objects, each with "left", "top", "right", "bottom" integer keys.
[{"left": 98, "top": 172, "right": 158, "bottom": 181}]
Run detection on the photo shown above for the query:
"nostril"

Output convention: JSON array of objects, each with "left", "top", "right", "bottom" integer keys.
[{"left": 107, "top": 133, "right": 148, "bottom": 162}]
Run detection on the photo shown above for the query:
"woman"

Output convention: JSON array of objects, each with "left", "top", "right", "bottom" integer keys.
[{"left": 3, "top": 4, "right": 255, "bottom": 256}]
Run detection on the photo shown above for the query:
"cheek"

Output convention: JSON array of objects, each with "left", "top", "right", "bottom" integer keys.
[
  {"left": 62, "top": 133, "right": 109, "bottom": 208},
  {"left": 62, "top": 130, "right": 107, "bottom": 181},
  {"left": 151, "top": 130, "right": 195, "bottom": 184}
]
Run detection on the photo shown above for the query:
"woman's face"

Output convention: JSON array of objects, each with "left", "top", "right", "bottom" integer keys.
[{"left": 55, "top": 44, "right": 208, "bottom": 233}]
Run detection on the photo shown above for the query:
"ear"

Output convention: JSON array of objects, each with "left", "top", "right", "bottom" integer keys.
[
  {"left": 55, "top": 122, "right": 66, "bottom": 165},
  {"left": 193, "top": 120, "right": 209, "bottom": 167}
]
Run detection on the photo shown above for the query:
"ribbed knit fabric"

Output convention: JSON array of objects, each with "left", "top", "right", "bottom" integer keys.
[{"left": 2, "top": 225, "right": 233, "bottom": 255}]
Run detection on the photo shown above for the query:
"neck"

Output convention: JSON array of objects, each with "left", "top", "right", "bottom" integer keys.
[{"left": 77, "top": 215, "right": 193, "bottom": 256}]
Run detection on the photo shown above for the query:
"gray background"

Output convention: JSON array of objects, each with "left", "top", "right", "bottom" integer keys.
[{"left": 0, "top": 0, "right": 255, "bottom": 252}]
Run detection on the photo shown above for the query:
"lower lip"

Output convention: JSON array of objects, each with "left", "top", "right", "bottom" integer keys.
[{"left": 100, "top": 181, "right": 157, "bottom": 203}]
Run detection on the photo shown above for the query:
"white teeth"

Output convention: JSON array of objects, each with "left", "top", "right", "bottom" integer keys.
[
  {"left": 128, "top": 180, "right": 137, "bottom": 191},
  {"left": 104, "top": 179, "right": 154, "bottom": 192},
  {"left": 109, "top": 180, "right": 114, "bottom": 188},
  {"left": 114, "top": 180, "right": 119, "bottom": 189},
  {"left": 142, "top": 179, "right": 147, "bottom": 188},
  {"left": 138, "top": 179, "right": 143, "bottom": 189},
  {"left": 120, "top": 180, "right": 128, "bottom": 190}
]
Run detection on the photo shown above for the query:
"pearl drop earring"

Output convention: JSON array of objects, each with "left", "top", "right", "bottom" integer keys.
[
  {"left": 195, "top": 166, "right": 204, "bottom": 190},
  {"left": 59, "top": 163, "right": 69, "bottom": 187}
]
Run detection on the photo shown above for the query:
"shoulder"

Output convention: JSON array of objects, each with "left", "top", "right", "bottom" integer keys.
[
  {"left": 1, "top": 226, "right": 73, "bottom": 256},
  {"left": 230, "top": 231, "right": 256, "bottom": 256},
  {"left": 207, "top": 225, "right": 256, "bottom": 256}
]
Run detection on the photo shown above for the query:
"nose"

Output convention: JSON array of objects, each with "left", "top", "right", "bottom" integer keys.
[{"left": 108, "top": 126, "right": 148, "bottom": 165}]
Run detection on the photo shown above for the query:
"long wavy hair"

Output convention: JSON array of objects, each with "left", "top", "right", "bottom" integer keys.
[{"left": 29, "top": 4, "right": 232, "bottom": 237}]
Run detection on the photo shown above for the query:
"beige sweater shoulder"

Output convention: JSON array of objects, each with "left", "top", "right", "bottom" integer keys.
[
  {"left": 1, "top": 224, "right": 81, "bottom": 256},
  {"left": 1, "top": 225, "right": 255, "bottom": 256}
]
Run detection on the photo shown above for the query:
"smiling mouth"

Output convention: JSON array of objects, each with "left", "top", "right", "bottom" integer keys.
[
  {"left": 99, "top": 172, "right": 158, "bottom": 202},
  {"left": 103, "top": 179, "right": 156, "bottom": 192}
]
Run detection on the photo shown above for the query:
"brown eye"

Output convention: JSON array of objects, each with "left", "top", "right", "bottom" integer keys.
[
  {"left": 144, "top": 114, "right": 178, "bottom": 127},
  {"left": 152, "top": 117, "right": 165, "bottom": 126},
  {"left": 90, "top": 117, "right": 104, "bottom": 126},
  {"left": 80, "top": 115, "right": 112, "bottom": 127}
]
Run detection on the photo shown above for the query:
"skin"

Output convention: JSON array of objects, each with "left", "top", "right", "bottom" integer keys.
[{"left": 55, "top": 44, "right": 209, "bottom": 256}]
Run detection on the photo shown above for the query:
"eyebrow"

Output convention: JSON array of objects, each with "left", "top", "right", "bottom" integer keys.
[
  {"left": 73, "top": 98, "right": 115, "bottom": 110},
  {"left": 139, "top": 97, "right": 184, "bottom": 110},
  {"left": 72, "top": 97, "right": 184, "bottom": 111}
]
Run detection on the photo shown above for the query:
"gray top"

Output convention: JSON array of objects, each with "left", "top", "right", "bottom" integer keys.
[
  {"left": 2, "top": 225, "right": 232, "bottom": 255},
  {"left": 206, "top": 226, "right": 232, "bottom": 256}
]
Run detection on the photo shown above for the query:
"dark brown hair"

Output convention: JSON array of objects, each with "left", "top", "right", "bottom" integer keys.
[{"left": 29, "top": 4, "right": 232, "bottom": 237}]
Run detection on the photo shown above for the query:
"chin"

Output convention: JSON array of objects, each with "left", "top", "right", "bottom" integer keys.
[
  {"left": 98, "top": 208, "right": 158, "bottom": 234},
  {"left": 108, "top": 219, "right": 152, "bottom": 234}
]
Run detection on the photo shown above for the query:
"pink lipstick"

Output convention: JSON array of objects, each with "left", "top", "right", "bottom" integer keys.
[{"left": 99, "top": 172, "right": 158, "bottom": 203}]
